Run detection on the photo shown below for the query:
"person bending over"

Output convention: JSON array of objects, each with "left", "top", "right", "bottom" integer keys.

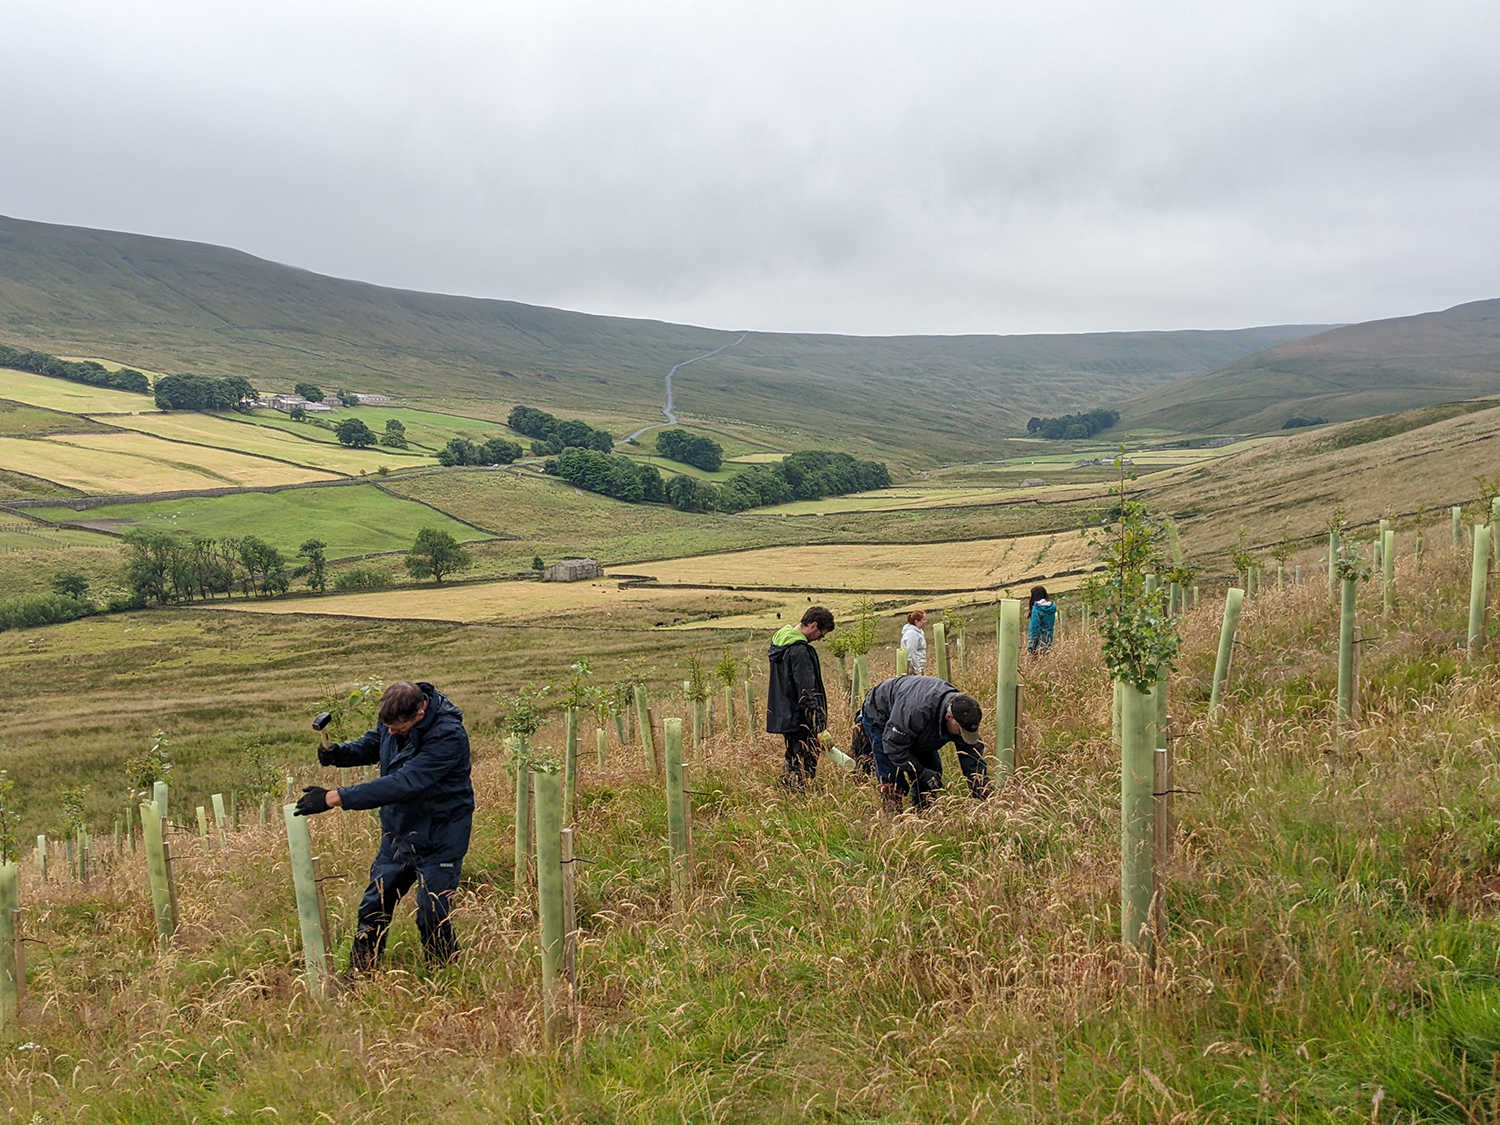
[
  {"left": 855, "top": 675, "right": 989, "bottom": 812},
  {"left": 295, "top": 680, "right": 474, "bottom": 973}
]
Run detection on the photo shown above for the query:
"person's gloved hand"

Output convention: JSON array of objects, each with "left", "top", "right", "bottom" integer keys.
[
  {"left": 916, "top": 768, "right": 943, "bottom": 793},
  {"left": 294, "top": 786, "right": 332, "bottom": 816},
  {"left": 317, "top": 743, "right": 338, "bottom": 767},
  {"left": 817, "top": 730, "right": 834, "bottom": 749}
]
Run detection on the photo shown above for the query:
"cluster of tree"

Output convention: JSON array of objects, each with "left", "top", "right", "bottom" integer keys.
[
  {"left": 0, "top": 592, "right": 91, "bottom": 632},
  {"left": 1281, "top": 415, "right": 1329, "bottom": 429},
  {"left": 547, "top": 448, "right": 888, "bottom": 513},
  {"left": 380, "top": 418, "right": 408, "bottom": 448},
  {"left": 334, "top": 418, "right": 377, "bottom": 447},
  {"left": 1025, "top": 409, "right": 1120, "bottom": 440},
  {"left": 294, "top": 382, "right": 361, "bottom": 407},
  {"left": 545, "top": 448, "right": 666, "bottom": 503},
  {"left": 507, "top": 405, "right": 614, "bottom": 455},
  {"left": 437, "top": 435, "right": 523, "bottom": 466},
  {"left": 121, "top": 528, "right": 295, "bottom": 604},
  {"left": 154, "top": 373, "right": 257, "bottom": 412},
  {"left": 655, "top": 429, "right": 723, "bottom": 471},
  {"left": 0, "top": 343, "right": 150, "bottom": 395}
]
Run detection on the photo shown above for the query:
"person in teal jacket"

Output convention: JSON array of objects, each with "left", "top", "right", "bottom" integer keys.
[{"left": 1027, "top": 585, "right": 1056, "bottom": 653}]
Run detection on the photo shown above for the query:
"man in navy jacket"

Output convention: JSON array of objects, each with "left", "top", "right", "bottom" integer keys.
[{"left": 295, "top": 680, "right": 474, "bottom": 971}]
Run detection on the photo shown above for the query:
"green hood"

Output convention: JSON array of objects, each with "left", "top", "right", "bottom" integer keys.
[{"left": 771, "top": 624, "right": 806, "bottom": 647}]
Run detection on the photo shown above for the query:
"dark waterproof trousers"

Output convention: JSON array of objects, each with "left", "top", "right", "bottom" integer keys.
[
  {"left": 859, "top": 710, "right": 989, "bottom": 809},
  {"left": 350, "top": 841, "right": 462, "bottom": 970},
  {"left": 782, "top": 734, "right": 820, "bottom": 785}
]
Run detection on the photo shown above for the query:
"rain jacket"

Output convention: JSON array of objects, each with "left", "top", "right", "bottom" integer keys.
[
  {"left": 859, "top": 675, "right": 983, "bottom": 785},
  {"left": 900, "top": 622, "right": 927, "bottom": 673},
  {"left": 1028, "top": 599, "right": 1056, "bottom": 653},
  {"left": 325, "top": 682, "right": 475, "bottom": 863},
  {"left": 765, "top": 624, "right": 828, "bottom": 736}
]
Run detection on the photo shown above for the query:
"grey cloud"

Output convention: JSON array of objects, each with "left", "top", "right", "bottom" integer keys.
[{"left": 1, "top": 0, "right": 1496, "bottom": 334}]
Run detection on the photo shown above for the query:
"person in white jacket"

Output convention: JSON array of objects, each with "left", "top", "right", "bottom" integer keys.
[{"left": 901, "top": 609, "right": 928, "bottom": 673}]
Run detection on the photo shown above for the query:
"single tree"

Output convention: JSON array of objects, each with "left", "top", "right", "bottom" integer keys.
[
  {"left": 335, "top": 417, "right": 377, "bottom": 448},
  {"left": 51, "top": 571, "right": 90, "bottom": 600},
  {"left": 289, "top": 404, "right": 306, "bottom": 421},
  {"left": 405, "top": 528, "right": 472, "bottom": 584},
  {"left": 532, "top": 555, "right": 545, "bottom": 572},
  {"left": 298, "top": 538, "right": 328, "bottom": 592}
]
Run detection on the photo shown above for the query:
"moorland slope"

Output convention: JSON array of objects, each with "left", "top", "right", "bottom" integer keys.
[
  {"left": 1122, "top": 297, "right": 1500, "bottom": 433},
  {"left": 0, "top": 214, "right": 1324, "bottom": 460}
]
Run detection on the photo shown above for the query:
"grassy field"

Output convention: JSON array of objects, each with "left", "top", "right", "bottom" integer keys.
[
  {"left": 0, "top": 432, "right": 337, "bottom": 493},
  {"left": 104, "top": 410, "right": 437, "bottom": 473},
  {"left": 0, "top": 398, "right": 116, "bottom": 437},
  {"left": 626, "top": 533, "right": 1095, "bottom": 593},
  {"left": 0, "top": 365, "right": 159, "bottom": 414},
  {"left": 0, "top": 519, "right": 125, "bottom": 597},
  {"left": 8, "top": 547, "right": 1500, "bottom": 1117},
  {"left": 30, "top": 483, "right": 493, "bottom": 558},
  {"left": 246, "top": 405, "right": 523, "bottom": 452}
]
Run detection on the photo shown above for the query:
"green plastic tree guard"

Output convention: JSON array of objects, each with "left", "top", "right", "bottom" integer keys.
[
  {"left": 663, "top": 719, "right": 690, "bottom": 907},
  {"left": 995, "top": 599, "right": 1020, "bottom": 779},
  {"left": 282, "top": 804, "right": 329, "bottom": 996},
  {"left": 634, "top": 685, "right": 657, "bottom": 772},
  {"left": 196, "top": 806, "right": 209, "bottom": 843},
  {"left": 35, "top": 836, "right": 45, "bottom": 882},
  {"left": 744, "top": 680, "right": 755, "bottom": 732},
  {"left": 1382, "top": 528, "right": 1395, "bottom": 618},
  {"left": 933, "top": 622, "right": 950, "bottom": 683},
  {"left": 140, "top": 801, "right": 174, "bottom": 951},
  {"left": 722, "top": 685, "right": 735, "bottom": 733},
  {"left": 1209, "top": 588, "right": 1245, "bottom": 711},
  {"left": 211, "top": 793, "right": 228, "bottom": 843},
  {"left": 1337, "top": 576, "right": 1358, "bottom": 722},
  {"left": 515, "top": 740, "right": 532, "bottom": 893},
  {"left": 596, "top": 727, "right": 608, "bottom": 771},
  {"left": 1453, "top": 506, "right": 1464, "bottom": 551},
  {"left": 853, "top": 654, "right": 869, "bottom": 710},
  {"left": 152, "top": 781, "right": 169, "bottom": 823},
  {"left": 1469, "top": 524, "right": 1491, "bottom": 655},
  {"left": 895, "top": 644, "right": 908, "bottom": 675},
  {"left": 564, "top": 708, "right": 578, "bottom": 825},
  {"left": 532, "top": 769, "right": 566, "bottom": 1043},
  {"left": 0, "top": 863, "right": 17, "bottom": 1032},
  {"left": 1119, "top": 681, "right": 1155, "bottom": 954},
  {"left": 691, "top": 697, "right": 707, "bottom": 748}
]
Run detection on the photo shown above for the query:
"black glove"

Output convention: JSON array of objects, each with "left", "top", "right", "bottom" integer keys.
[
  {"left": 294, "top": 786, "right": 331, "bottom": 816},
  {"left": 916, "top": 768, "right": 943, "bottom": 793},
  {"left": 317, "top": 744, "right": 337, "bottom": 767}
]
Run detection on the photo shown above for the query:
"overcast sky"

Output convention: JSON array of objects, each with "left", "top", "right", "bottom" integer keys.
[{"left": 3, "top": 1, "right": 1497, "bottom": 335}]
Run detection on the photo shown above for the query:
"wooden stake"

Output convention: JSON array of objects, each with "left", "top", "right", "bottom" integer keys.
[
  {"left": 1152, "top": 745, "right": 1169, "bottom": 951},
  {"left": 561, "top": 826, "right": 577, "bottom": 999},
  {"left": 163, "top": 837, "right": 180, "bottom": 932},
  {"left": 35, "top": 836, "right": 45, "bottom": 883},
  {"left": 743, "top": 680, "right": 755, "bottom": 733},
  {"left": 310, "top": 855, "right": 334, "bottom": 979},
  {"left": 1352, "top": 624, "right": 1363, "bottom": 721}
]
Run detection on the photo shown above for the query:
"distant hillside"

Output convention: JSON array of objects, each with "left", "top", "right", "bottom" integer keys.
[
  {"left": 0, "top": 214, "right": 1325, "bottom": 461},
  {"left": 1121, "top": 298, "right": 1500, "bottom": 434}
]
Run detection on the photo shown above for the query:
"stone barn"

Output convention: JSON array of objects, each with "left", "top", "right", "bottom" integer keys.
[{"left": 542, "top": 558, "right": 603, "bottom": 582}]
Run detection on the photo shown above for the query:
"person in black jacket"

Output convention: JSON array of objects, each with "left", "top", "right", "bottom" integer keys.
[
  {"left": 855, "top": 675, "right": 989, "bottom": 811},
  {"left": 766, "top": 606, "right": 835, "bottom": 787},
  {"left": 295, "top": 680, "right": 474, "bottom": 971}
]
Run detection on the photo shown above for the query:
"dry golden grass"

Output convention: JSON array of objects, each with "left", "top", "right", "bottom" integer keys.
[
  {"left": 0, "top": 432, "right": 337, "bottom": 493},
  {"left": 102, "top": 412, "right": 436, "bottom": 474},
  {"left": 0, "top": 366, "right": 160, "bottom": 414}
]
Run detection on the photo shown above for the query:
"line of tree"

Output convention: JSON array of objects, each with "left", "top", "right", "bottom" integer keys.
[
  {"left": 1026, "top": 408, "right": 1120, "bottom": 440},
  {"left": 655, "top": 428, "right": 723, "bottom": 471},
  {"left": 121, "top": 528, "right": 291, "bottom": 604},
  {"left": 437, "top": 435, "right": 523, "bottom": 466},
  {"left": 0, "top": 343, "right": 150, "bottom": 394},
  {"left": 506, "top": 405, "right": 615, "bottom": 455},
  {"left": 544, "top": 448, "right": 666, "bottom": 503},
  {"left": 154, "top": 373, "right": 257, "bottom": 412},
  {"left": 547, "top": 448, "right": 889, "bottom": 512}
]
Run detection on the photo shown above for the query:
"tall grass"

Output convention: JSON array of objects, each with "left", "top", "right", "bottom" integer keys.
[{"left": 5, "top": 547, "right": 1500, "bottom": 1119}]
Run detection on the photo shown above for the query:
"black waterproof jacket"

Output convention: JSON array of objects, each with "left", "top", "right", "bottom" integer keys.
[
  {"left": 765, "top": 627, "right": 828, "bottom": 736},
  {"left": 860, "top": 675, "right": 984, "bottom": 783},
  {"left": 326, "top": 683, "right": 475, "bottom": 863}
]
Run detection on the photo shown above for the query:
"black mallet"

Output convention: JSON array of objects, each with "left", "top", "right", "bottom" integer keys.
[{"left": 313, "top": 711, "right": 332, "bottom": 748}]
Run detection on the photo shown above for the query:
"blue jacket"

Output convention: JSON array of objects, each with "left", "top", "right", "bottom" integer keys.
[
  {"left": 326, "top": 683, "right": 474, "bottom": 863},
  {"left": 1028, "top": 600, "right": 1056, "bottom": 651}
]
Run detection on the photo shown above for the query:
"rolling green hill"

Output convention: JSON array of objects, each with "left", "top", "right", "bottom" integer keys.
[
  {"left": 0, "top": 214, "right": 1324, "bottom": 462},
  {"left": 1120, "top": 298, "right": 1500, "bottom": 434}
]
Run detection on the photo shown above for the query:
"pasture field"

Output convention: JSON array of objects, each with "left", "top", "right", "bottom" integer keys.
[
  {"left": 0, "top": 466, "right": 79, "bottom": 501},
  {"left": 0, "top": 398, "right": 115, "bottom": 437},
  {"left": 7, "top": 554, "right": 1500, "bottom": 1118},
  {"left": 0, "top": 365, "right": 159, "bottom": 413},
  {"left": 247, "top": 404, "right": 523, "bottom": 452},
  {"left": 30, "top": 483, "right": 491, "bottom": 558},
  {"left": 0, "top": 519, "right": 125, "bottom": 596},
  {"left": 624, "top": 532, "right": 1095, "bottom": 593},
  {"left": 102, "top": 410, "right": 437, "bottom": 473},
  {"left": 0, "top": 432, "right": 337, "bottom": 493}
]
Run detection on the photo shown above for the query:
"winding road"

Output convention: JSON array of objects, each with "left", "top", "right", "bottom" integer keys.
[{"left": 621, "top": 332, "right": 748, "bottom": 444}]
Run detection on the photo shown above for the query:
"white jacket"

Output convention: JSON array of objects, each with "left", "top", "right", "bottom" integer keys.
[{"left": 901, "top": 622, "right": 927, "bottom": 673}]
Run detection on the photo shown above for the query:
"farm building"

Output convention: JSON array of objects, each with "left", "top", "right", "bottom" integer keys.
[
  {"left": 354, "top": 392, "right": 392, "bottom": 404},
  {"left": 542, "top": 557, "right": 603, "bottom": 582}
]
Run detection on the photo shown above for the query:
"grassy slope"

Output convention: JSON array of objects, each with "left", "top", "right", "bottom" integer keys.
[
  {"left": 6, "top": 553, "right": 1500, "bottom": 1118},
  {"left": 1121, "top": 298, "right": 1500, "bottom": 434},
  {"left": 0, "top": 214, "right": 1325, "bottom": 461}
]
